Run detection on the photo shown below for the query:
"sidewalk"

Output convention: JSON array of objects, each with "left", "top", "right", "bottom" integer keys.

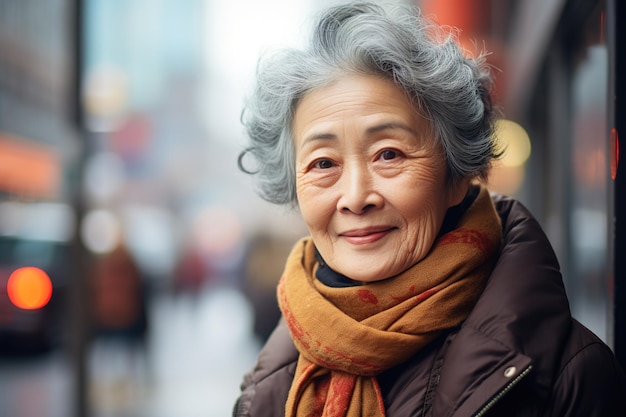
[{"left": 89, "top": 285, "right": 261, "bottom": 417}]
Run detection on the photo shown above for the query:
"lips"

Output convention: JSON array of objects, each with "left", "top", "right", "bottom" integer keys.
[{"left": 340, "top": 226, "right": 395, "bottom": 245}]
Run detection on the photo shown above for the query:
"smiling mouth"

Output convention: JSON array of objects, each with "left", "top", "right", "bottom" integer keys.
[{"left": 340, "top": 227, "right": 395, "bottom": 245}]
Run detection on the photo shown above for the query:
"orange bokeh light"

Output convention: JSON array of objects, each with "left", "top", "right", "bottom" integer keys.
[{"left": 7, "top": 267, "right": 53, "bottom": 310}]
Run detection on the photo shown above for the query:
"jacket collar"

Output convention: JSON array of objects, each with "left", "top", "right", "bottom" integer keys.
[{"left": 432, "top": 194, "right": 571, "bottom": 416}]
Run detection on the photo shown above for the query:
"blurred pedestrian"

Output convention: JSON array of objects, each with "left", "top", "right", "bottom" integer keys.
[
  {"left": 91, "top": 244, "right": 148, "bottom": 343},
  {"left": 241, "top": 231, "right": 294, "bottom": 343}
]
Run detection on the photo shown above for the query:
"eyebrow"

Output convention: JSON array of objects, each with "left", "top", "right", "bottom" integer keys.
[
  {"left": 365, "top": 122, "right": 416, "bottom": 136},
  {"left": 300, "top": 122, "right": 417, "bottom": 149}
]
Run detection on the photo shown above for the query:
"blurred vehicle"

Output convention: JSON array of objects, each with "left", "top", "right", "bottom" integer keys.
[{"left": 0, "top": 202, "right": 74, "bottom": 354}]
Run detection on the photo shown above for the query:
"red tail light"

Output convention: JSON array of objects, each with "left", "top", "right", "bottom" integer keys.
[{"left": 7, "top": 267, "right": 53, "bottom": 310}]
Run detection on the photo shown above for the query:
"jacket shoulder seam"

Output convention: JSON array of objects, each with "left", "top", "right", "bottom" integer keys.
[
  {"left": 554, "top": 339, "right": 612, "bottom": 382},
  {"left": 254, "top": 358, "right": 297, "bottom": 385}
]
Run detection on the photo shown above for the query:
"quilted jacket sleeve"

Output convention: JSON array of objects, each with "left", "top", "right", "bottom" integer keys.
[
  {"left": 546, "top": 320, "right": 626, "bottom": 417},
  {"left": 232, "top": 319, "right": 298, "bottom": 417}
]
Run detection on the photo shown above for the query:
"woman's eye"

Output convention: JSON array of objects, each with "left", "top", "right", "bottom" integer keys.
[
  {"left": 380, "top": 149, "right": 398, "bottom": 161},
  {"left": 313, "top": 159, "right": 335, "bottom": 169}
]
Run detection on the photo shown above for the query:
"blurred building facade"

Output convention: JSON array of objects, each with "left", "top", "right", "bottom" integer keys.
[
  {"left": 0, "top": 0, "right": 81, "bottom": 352},
  {"left": 417, "top": 0, "right": 625, "bottom": 368}
]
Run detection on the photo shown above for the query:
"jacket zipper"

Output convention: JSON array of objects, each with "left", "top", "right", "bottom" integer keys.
[{"left": 472, "top": 365, "right": 533, "bottom": 417}]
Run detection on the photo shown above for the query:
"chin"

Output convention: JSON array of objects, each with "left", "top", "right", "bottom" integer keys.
[{"left": 343, "top": 267, "right": 397, "bottom": 283}]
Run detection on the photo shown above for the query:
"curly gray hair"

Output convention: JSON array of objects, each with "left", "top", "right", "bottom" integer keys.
[{"left": 238, "top": 1, "right": 500, "bottom": 205}]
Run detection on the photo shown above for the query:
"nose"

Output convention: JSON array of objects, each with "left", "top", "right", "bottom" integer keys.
[{"left": 336, "top": 162, "right": 383, "bottom": 214}]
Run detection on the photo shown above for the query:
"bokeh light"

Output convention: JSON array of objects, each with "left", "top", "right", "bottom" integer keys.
[
  {"left": 81, "top": 209, "right": 123, "bottom": 254},
  {"left": 7, "top": 266, "right": 53, "bottom": 310},
  {"left": 495, "top": 119, "right": 532, "bottom": 167},
  {"left": 489, "top": 119, "right": 532, "bottom": 196}
]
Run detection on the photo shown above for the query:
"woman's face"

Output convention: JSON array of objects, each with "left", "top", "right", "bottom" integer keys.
[{"left": 293, "top": 74, "right": 468, "bottom": 283}]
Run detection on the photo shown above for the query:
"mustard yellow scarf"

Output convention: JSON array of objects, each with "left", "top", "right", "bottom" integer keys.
[{"left": 278, "top": 186, "right": 502, "bottom": 417}]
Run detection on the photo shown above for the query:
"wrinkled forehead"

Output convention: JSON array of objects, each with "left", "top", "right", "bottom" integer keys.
[{"left": 291, "top": 73, "right": 436, "bottom": 148}]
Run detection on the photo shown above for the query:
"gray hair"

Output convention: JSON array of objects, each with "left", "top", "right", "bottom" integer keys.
[{"left": 238, "top": 1, "right": 500, "bottom": 205}]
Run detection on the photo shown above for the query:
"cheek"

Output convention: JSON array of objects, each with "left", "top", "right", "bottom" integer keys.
[
  {"left": 392, "top": 183, "right": 450, "bottom": 235},
  {"left": 296, "top": 178, "right": 314, "bottom": 214},
  {"left": 401, "top": 164, "right": 451, "bottom": 208},
  {"left": 403, "top": 203, "right": 442, "bottom": 239},
  {"left": 296, "top": 184, "right": 331, "bottom": 232}
]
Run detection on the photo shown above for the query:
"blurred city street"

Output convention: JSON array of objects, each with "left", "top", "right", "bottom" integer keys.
[
  {"left": 0, "top": 284, "right": 609, "bottom": 417},
  {"left": 0, "top": 285, "right": 262, "bottom": 417},
  {"left": 0, "top": 1, "right": 623, "bottom": 416}
]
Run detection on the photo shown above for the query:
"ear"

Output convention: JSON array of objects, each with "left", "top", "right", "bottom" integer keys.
[{"left": 447, "top": 178, "right": 471, "bottom": 208}]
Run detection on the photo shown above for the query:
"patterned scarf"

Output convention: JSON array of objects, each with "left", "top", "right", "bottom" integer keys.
[{"left": 278, "top": 186, "right": 502, "bottom": 417}]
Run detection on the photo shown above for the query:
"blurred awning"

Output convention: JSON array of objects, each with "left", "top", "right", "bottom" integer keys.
[
  {"left": 0, "top": 131, "right": 61, "bottom": 199},
  {"left": 417, "top": 0, "right": 567, "bottom": 119}
]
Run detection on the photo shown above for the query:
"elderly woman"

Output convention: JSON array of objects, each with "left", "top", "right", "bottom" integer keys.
[{"left": 233, "top": 3, "right": 626, "bottom": 417}]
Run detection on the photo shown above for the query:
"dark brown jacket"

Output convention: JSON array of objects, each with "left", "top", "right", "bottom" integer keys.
[{"left": 233, "top": 195, "right": 626, "bottom": 416}]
